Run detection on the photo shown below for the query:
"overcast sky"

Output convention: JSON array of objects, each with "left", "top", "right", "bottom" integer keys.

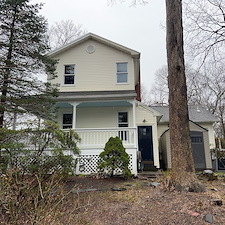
[{"left": 35, "top": 0, "right": 167, "bottom": 91}]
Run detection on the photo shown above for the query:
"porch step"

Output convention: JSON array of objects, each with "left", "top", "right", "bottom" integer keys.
[
  {"left": 137, "top": 171, "right": 163, "bottom": 178},
  {"left": 142, "top": 161, "right": 158, "bottom": 171}
]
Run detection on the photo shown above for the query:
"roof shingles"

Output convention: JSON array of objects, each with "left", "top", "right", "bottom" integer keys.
[{"left": 151, "top": 105, "right": 218, "bottom": 123}]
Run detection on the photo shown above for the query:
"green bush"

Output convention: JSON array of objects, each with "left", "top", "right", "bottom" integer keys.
[
  {"left": 97, "top": 137, "right": 131, "bottom": 177},
  {"left": 0, "top": 121, "right": 80, "bottom": 176}
]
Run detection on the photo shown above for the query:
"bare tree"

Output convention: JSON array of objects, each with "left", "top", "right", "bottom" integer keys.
[
  {"left": 48, "top": 20, "right": 87, "bottom": 50},
  {"left": 149, "top": 65, "right": 169, "bottom": 105},
  {"left": 141, "top": 85, "right": 152, "bottom": 105},
  {"left": 182, "top": 0, "right": 225, "bottom": 138},
  {"left": 149, "top": 64, "right": 205, "bottom": 106},
  {"left": 183, "top": 0, "right": 225, "bottom": 67}
]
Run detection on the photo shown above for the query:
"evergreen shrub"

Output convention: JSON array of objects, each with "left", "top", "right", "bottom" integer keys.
[{"left": 98, "top": 137, "right": 131, "bottom": 177}]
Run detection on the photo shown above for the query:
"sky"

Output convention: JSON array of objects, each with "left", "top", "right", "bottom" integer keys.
[{"left": 34, "top": 0, "right": 167, "bottom": 91}]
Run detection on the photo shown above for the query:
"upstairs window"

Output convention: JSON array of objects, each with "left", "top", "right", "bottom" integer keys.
[
  {"left": 64, "top": 65, "right": 75, "bottom": 84},
  {"left": 62, "top": 113, "right": 72, "bottom": 129},
  {"left": 117, "top": 63, "right": 128, "bottom": 83}
]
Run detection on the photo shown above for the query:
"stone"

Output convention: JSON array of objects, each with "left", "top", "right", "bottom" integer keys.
[
  {"left": 187, "top": 210, "right": 200, "bottom": 217},
  {"left": 73, "top": 188, "right": 98, "bottom": 193},
  {"left": 150, "top": 182, "right": 160, "bottom": 188},
  {"left": 210, "top": 187, "right": 218, "bottom": 191},
  {"left": 111, "top": 187, "right": 127, "bottom": 191},
  {"left": 199, "top": 171, "right": 218, "bottom": 181},
  {"left": 205, "top": 213, "right": 213, "bottom": 223},
  {"left": 141, "top": 182, "right": 149, "bottom": 187},
  {"left": 211, "top": 199, "right": 223, "bottom": 206},
  {"left": 124, "top": 183, "right": 136, "bottom": 187},
  {"left": 203, "top": 170, "right": 214, "bottom": 175}
]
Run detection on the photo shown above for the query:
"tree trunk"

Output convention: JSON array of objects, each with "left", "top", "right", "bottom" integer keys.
[
  {"left": 166, "top": 0, "right": 204, "bottom": 191},
  {"left": 0, "top": 5, "right": 17, "bottom": 128}
]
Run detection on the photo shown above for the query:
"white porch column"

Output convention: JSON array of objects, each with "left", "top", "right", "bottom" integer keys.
[
  {"left": 132, "top": 100, "right": 136, "bottom": 128},
  {"left": 70, "top": 102, "right": 80, "bottom": 129},
  {"left": 128, "top": 100, "right": 136, "bottom": 127},
  {"left": 128, "top": 100, "right": 137, "bottom": 148}
]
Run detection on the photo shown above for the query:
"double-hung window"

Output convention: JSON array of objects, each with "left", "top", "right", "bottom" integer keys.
[
  {"left": 64, "top": 64, "right": 75, "bottom": 84},
  {"left": 117, "top": 62, "right": 128, "bottom": 83},
  {"left": 62, "top": 113, "right": 72, "bottom": 129}
]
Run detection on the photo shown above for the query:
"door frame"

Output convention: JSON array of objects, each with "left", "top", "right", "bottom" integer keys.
[{"left": 137, "top": 126, "right": 154, "bottom": 162}]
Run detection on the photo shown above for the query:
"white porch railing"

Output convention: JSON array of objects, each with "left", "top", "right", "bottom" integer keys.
[{"left": 73, "top": 127, "right": 137, "bottom": 148}]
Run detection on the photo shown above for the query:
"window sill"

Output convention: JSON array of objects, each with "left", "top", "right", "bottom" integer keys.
[
  {"left": 116, "top": 82, "right": 129, "bottom": 85},
  {"left": 61, "top": 84, "right": 76, "bottom": 87}
]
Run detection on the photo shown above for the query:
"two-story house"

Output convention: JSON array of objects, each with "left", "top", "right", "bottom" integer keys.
[{"left": 48, "top": 33, "right": 162, "bottom": 175}]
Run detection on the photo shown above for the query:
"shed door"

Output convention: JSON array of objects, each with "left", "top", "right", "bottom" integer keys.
[
  {"left": 138, "top": 126, "right": 153, "bottom": 161},
  {"left": 191, "top": 131, "right": 206, "bottom": 169}
]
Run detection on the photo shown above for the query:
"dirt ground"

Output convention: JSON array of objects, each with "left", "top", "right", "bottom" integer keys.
[{"left": 56, "top": 174, "right": 225, "bottom": 225}]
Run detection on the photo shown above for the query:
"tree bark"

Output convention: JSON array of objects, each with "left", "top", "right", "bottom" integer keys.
[{"left": 166, "top": 0, "right": 204, "bottom": 191}]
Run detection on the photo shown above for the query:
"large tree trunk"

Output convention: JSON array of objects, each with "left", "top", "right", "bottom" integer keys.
[{"left": 166, "top": 0, "right": 204, "bottom": 191}]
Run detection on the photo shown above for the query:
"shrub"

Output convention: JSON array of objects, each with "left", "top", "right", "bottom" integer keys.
[
  {"left": 0, "top": 120, "right": 80, "bottom": 175},
  {"left": 0, "top": 170, "right": 69, "bottom": 224},
  {"left": 0, "top": 121, "right": 81, "bottom": 224},
  {"left": 98, "top": 137, "right": 131, "bottom": 177}
]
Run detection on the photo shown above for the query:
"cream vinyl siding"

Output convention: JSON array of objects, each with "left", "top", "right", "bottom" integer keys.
[
  {"left": 197, "top": 122, "right": 216, "bottom": 149},
  {"left": 157, "top": 124, "right": 169, "bottom": 138},
  {"left": 136, "top": 106, "right": 156, "bottom": 125},
  {"left": 51, "top": 40, "right": 135, "bottom": 92},
  {"left": 57, "top": 106, "right": 134, "bottom": 129},
  {"left": 160, "top": 132, "right": 171, "bottom": 169}
]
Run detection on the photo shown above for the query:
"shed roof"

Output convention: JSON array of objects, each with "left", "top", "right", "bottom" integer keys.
[{"left": 151, "top": 105, "right": 218, "bottom": 123}]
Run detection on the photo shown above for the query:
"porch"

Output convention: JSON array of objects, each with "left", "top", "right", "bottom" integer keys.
[
  {"left": 64, "top": 127, "right": 138, "bottom": 175},
  {"left": 73, "top": 127, "right": 137, "bottom": 148}
]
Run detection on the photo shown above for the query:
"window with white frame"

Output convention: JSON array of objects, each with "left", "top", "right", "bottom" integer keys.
[
  {"left": 62, "top": 113, "right": 72, "bottom": 129},
  {"left": 64, "top": 64, "right": 75, "bottom": 84},
  {"left": 116, "top": 62, "right": 128, "bottom": 83}
]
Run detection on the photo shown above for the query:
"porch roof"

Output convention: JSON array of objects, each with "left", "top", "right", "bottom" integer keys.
[
  {"left": 56, "top": 100, "right": 133, "bottom": 108},
  {"left": 54, "top": 90, "right": 137, "bottom": 102}
]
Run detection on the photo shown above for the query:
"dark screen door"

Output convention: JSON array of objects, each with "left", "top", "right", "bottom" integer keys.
[{"left": 138, "top": 126, "right": 154, "bottom": 161}]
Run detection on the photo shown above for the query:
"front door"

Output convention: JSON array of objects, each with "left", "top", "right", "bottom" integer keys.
[
  {"left": 138, "top": 126, "right": 154, "bottom": 161},
  {"left": 191, "top": 131, "right": 206, "bottom": 169}
]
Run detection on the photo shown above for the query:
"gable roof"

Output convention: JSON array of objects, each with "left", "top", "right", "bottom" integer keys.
[
  {"left": 151, "top": 105, "right": 218, "bottom": 123},
  {"left": 48, "top": 33, "right": 140, "bottom": 58}
]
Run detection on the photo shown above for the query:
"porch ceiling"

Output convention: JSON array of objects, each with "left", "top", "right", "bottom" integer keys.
[{"left": 55, "top": 101, "right": 132, "bottom": 108}]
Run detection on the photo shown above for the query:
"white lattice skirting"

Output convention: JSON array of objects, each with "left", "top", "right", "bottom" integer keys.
[{"left": 75, "top": 153, "right": 135, "bottom": 175}]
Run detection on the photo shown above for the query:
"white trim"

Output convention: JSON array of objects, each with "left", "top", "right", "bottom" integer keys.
[
  {"left": 48, "top": 33, "right": 140, "bottom": 58},
  {"left": 63, "top": 64, "right": 75, "bottom": 85},
  {"left": 153, "top": 116, "right": 160, "bottom": 168}
]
